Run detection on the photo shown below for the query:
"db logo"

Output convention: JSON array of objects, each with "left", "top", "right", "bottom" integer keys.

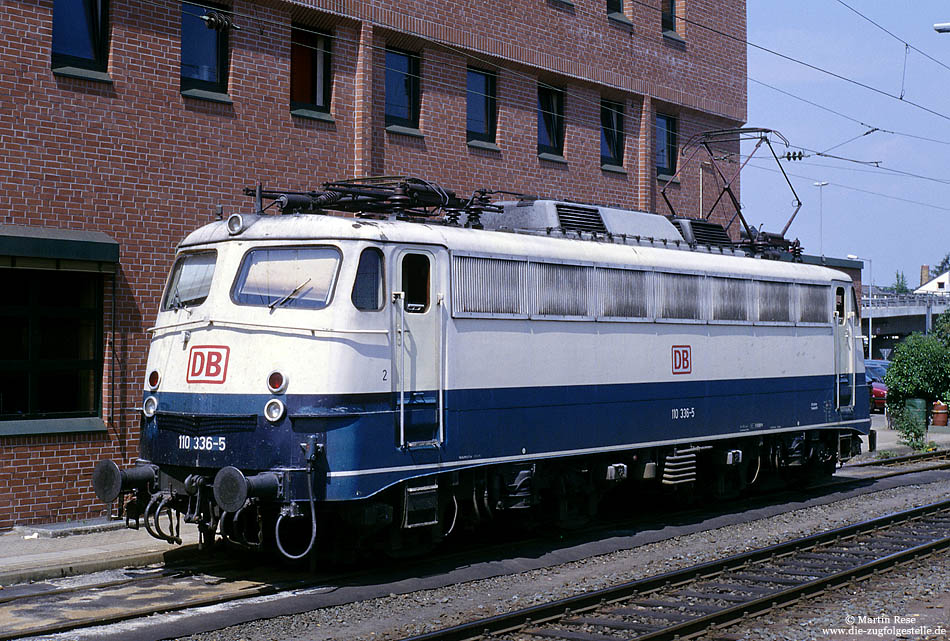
[
  {"left": 672, "top": 345, "right": 691, "bottom": 375},
  {"left": 186, "top": 346, "right": 230, "bottom": 384}
]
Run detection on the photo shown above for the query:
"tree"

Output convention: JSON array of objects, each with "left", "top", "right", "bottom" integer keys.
[
  {"left": 892, "top": 270, "right": 910, "bottom": 293},
  {"left": 932, "top": 253, "right": 950, "bottom": 280}
]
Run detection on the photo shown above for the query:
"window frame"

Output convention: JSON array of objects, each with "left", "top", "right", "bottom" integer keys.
[
  {"left": 161, "top": 250, "right": 218, "bottom": 312},
  {"left": 656, "top": 113, "right": 678, "bottom": 176},
  {"left": 466, "top": 67, "right": 497, "bottom": 144},
  {"left": 180, "top": 1, "right": 231, "bottom": 96},
  {"left": 662, "top": 0, "right": 677, "bottom": 34},
  {"left": 230, "top": 245, "right": 343, "bottom": 311},
  {"left": 290, "top": 26, "right": 332, "bottom": 116},
  {"left": 537, "top": 84, "right": 566, "bottom": 158},
  {"left": 600, "top": 99, "right": 625, "bottom": 168},
  {"left": 352, "top": 247, "right": 386, "bottom": 312},
  {"left": 384, "top": 48, "right": 421, "bottom": 129},
  {"left": 0, "top": 269, "right": 104, "bottom": 424},
  {"left": 51, "top": 0, "right": 110, "bottom": 75}
]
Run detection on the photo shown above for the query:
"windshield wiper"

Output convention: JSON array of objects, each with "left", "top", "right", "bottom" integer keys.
[
  {"left": 169, "top": 289, "right": 193, "bottom": 315},
  {"left": 269, "top": 278, "right": 312, "bottom": 310}
]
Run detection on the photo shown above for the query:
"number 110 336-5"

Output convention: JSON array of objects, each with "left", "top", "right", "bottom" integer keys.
[
  {"left": 178, "top": 435, "right": 227, "bottom": 451},
  {"left": 671, "top": 407, "right": 696, "bottom": 420}
]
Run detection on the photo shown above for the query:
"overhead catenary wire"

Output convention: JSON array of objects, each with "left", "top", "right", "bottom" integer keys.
[
  {"left": 834, "top": 0, "right": 950, "bottom": 76},
  {"left": 743, "top": 161, "right": 950, "bottom": 213}
]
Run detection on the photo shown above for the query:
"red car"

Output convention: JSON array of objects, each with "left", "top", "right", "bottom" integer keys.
[{"left": 865, "top": 362, "right": 888, "bottom": 413}]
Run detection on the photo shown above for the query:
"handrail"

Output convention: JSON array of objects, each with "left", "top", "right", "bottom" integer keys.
[{"left": 148, "top": 318, "right": 388, "bottom": 335}]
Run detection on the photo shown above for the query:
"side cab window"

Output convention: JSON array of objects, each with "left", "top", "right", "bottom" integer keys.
[{"left": 352, "top": 247, "right": 385, "bottom": 311}]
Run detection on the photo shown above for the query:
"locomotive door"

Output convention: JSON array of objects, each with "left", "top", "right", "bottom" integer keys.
[
  {"left": 391, "top": 248, "right": 444, "bottom": 449},
  {"left": 833, "top": 283, "right": 856, "bottom": 412}
]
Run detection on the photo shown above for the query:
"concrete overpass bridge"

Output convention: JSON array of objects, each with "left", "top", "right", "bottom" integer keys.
[{"left": 860, "top": 293, "right": 949, "bottom": 360}]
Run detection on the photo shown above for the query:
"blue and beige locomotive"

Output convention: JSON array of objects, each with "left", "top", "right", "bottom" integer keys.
[{"left": 93, "top": 175, "right": 870, "bottom": 559}]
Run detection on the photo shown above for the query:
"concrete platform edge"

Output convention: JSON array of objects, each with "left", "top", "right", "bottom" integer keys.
[{"left": 0, "top": 544, "right": 200, "bottom": 586}]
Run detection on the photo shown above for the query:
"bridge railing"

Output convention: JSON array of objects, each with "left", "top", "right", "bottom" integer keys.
[{"left": 861, "top": 293, "right": 950, "bottom": 308}]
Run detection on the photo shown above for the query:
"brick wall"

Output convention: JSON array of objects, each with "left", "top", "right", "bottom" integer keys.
[{"left": 0, "top": 0, "right": 746, "bottom": 529}]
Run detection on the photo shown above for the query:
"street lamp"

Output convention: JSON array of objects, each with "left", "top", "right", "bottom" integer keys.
[
  {"left": 847, "top": 253, "right": 873, "bottom": 359},
  {"left": 814, "top": 181, "right": 828, "bottom": 256}
]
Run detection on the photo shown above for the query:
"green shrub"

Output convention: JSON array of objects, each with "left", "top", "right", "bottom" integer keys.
[
  {"left": 887, "top": 404, "right": 928, "bottom": 451},
  {"left": 883, "top": 332, "right": 950, "bottom": 408}
]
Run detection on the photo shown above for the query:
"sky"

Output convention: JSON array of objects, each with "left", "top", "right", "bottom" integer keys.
[{"left": 742, "top": 0, "right": 950, "bottom": 290}]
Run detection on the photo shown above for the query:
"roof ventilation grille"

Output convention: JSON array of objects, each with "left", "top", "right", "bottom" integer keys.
[
  {"left": 670, "top": 219, "right": 733, "bottom": 248},
  {"left": 555, "top": 203, "right": 607, "bottom": 234}
]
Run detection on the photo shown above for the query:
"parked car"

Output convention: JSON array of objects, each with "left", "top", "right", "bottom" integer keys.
[{"left": 865, "top": 360, "right": 889, "bottom": 413}]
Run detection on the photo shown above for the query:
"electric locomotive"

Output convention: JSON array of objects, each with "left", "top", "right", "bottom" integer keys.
[{"left": 93, "top": 172, "right": 870, "bottom": 559}]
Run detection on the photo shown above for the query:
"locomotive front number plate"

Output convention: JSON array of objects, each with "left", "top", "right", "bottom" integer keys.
[{"left": 178, "top": 435, "right": 227, "bottom": 452}]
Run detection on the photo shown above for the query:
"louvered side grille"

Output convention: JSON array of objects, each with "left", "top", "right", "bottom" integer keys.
[
  {"left": 154, "top": 412, "right": 258, "bottom": 435},
  {"left": 555, "top": 204, "right": 607, "bottom": 234}
]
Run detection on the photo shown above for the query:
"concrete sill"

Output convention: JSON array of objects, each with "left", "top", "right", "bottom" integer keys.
[
  {"left": 52, "top": 66, "right": 113, "bottom": 84},
  {"left": 181, "top": 88, "right": 233, "bottom": 105},
  {"left": 538, "top": 152, "right": 567, "bottom": 164},
  {"left": 601, "top": 163, "right": 628, "bottom": 175},
  {"left": 385, "top": 124, "right": 424, "bottom": 138},
  {"left": 467, "top": 140, "right": 500, "bottom": 152},
  {"left": 663, "top": 30, "right": 686, "bottom": 44},
  {"left": 607, "top": 12, "right": 633, "bottom": 28},
  {"left": 657, "top": 172, "right": 680, "bottom": 184},
  {"left": 290, "top": 107, "right": 334, "bottom": 123}
]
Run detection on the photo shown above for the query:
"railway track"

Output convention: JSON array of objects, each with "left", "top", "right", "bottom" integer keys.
[
  {"left": 1, "top": 462, "right": 947, "bottom": 641},
  {"left": 399, "top": 498, "right": 950, "bottom": 641},
  {"left": 847, "top": 448, "right": 950, "bottom": 468}
]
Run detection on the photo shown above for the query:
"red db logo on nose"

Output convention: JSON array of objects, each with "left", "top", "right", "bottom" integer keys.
[
  {"left": 672, "top": 345, "right": 691, "bottom": 375},
  {"left": 186, "top": 346, "right": 230, "bottom": 384}
]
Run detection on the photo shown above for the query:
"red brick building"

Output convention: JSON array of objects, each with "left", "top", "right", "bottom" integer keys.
[{"left": 0, "top": 0, "right": 746, "bottom": 529}]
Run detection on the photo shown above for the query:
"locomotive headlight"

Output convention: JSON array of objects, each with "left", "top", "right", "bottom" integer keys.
[
  {"left": 267, "top": 370, "right": 287, "bottom": 394},
  {"left": 147, "top": 370, "right": 161, "bottom": 390},
  {"left": 264, "top": 398, "right": 285, "bottom": 423},
  {"left": 226, "top": 213, "right": 245, "bottom": 235},
  {"left": 142, "top": 395, "right": 159, "bottom": 418}
]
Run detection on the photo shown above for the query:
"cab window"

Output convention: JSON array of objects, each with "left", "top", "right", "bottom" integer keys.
[
  {"left": 162, "top": 250, "right": 217, "bottom": 311},
  {"left": 352, "top": 248, "right": 384, "bottom": 311},
  {"left": 835, "top": 287, "right": 845, "bottom": 319},
  {"left": 402, "top": 254, "right": 430, "bottom": 313},
  {"left": 232, "top": 246, "right": 341, "bottom": 309}
]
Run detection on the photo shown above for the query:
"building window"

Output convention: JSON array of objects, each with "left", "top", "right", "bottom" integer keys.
[
  {"left": 656, "top": 113, "right": 678, "bottom": 176},
  {"left": 600, "top": 99, "right": 624, "bottom": 167},
  {"left": 181, "top": 2, "right": 230, "bottom": 95},
  {"left": 466, "top": 68, "right": 497, "bottom": 144},
  {"left": 607, "top": 0, "right": 623, "bottom": 18},
  {"left": 290, "top": 28, "right": 331, "bottom": 114},
  {"left": 0, "top": 270, "right": 103, "bottom": 421},
  {"left": 662, "top": 0, "right": 676, "bottom": 33},
  {"left": 385, "top": 49, "right": 421, "bottom": 129},
  {"left": 51, "top": 0, "right": 110, "bottom": 72},
  {"left": 538, "top": 85, "right": 565, "bottom": 157}
]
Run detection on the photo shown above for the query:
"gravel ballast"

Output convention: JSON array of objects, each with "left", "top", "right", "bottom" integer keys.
[{"left": 173, "top": 478, "right": 950, "bottom": 641}]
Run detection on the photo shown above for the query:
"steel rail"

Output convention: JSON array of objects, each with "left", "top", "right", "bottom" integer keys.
[
  {"left": 398, "top": 499, "right": 950, "bottom": 641},
  {"left": 847, "top": 448, "right": 950, "bottom": 467}
]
